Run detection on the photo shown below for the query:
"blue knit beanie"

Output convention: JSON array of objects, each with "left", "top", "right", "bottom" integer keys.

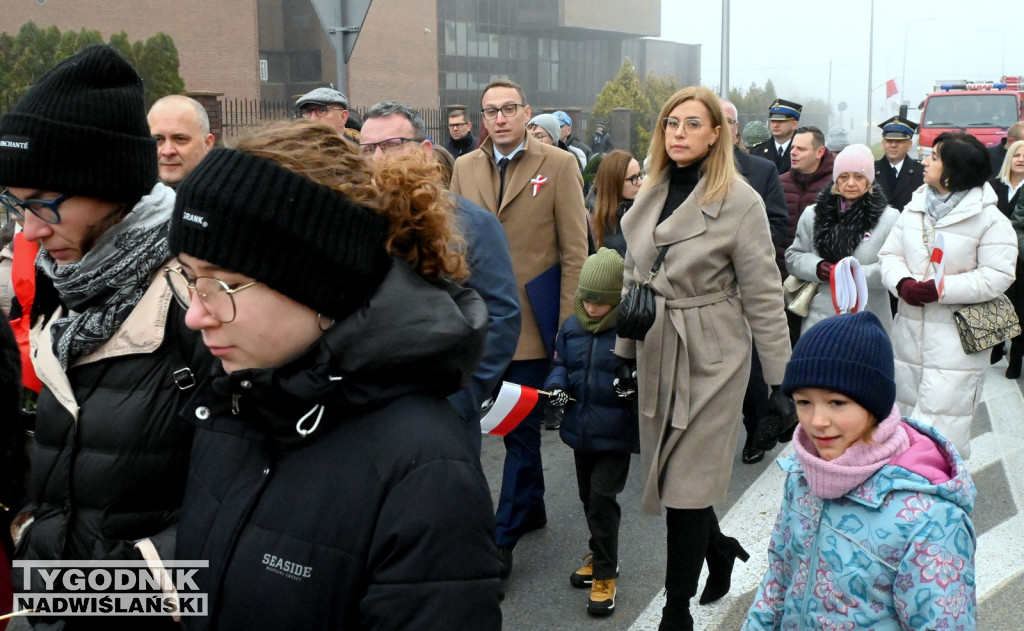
[{"left": 781, "top": 311, "right": 896, "bottom": 421}]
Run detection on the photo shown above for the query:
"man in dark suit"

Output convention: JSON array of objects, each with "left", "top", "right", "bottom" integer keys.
[
  {"left": 988, "top": 121, "right": 1024, "bottom": 177},
  {"left": 874, "top": 115, "right": 924, "bottom": 211},
  {"left": 723, "top": 100, "right": 790, "bottom": 464},
  {"left": 749, "top": 98, "right": 803, "bottom": 175}
]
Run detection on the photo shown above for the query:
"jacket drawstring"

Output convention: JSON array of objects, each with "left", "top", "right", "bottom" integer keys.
[{"left": 296, "top": 404, "right": 324, "bottom": 437}]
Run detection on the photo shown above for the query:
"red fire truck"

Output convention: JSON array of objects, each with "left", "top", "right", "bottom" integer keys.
[{"left": 917, "top": 76, "right": 1024, "bottom": 157}]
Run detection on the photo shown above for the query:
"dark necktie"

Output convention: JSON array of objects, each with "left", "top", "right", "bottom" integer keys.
[
  {"left": 891, "top": 164, "right": 899, "bottom": 182},
  {"left": 777, "top": 145, "right": 784, "bottom": 159},
  {"left": 497, "top": 157, "right": 510, "bottom": 206}
]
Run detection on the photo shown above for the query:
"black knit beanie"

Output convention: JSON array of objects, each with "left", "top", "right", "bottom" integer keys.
[
  {"left": 170, "top": 147, "right": 391, "bottom": 320},
  {"left": 0, "top": 45, "right": 157, "bottom": 203},
  {"left": 781, "top": 311, "right": 896, "bottom": 422}
]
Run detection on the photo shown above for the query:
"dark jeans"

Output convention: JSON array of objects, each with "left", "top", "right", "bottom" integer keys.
[
  {"left": 573, "top": 451, "right": 631, "bottom": 579},
  {"left": 494, "top": 358, "right": 548, "bottom": 549}
]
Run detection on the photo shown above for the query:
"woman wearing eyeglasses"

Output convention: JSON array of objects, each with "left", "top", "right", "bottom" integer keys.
[
  {"left": 0, "top": 46, "right": 212, "bottom": 629},
  {"left": 614, "top": 86, "right": 792, "bottom": 630},
  {"left": 589, "top": 150, "right": 643, "bottom": 257},
  {"left": 168, "top": 120, "right": 502, "bottom": 630}
]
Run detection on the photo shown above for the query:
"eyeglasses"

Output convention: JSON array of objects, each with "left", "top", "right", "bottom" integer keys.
[
  {"left": 300, "top": 104, "right": 346, "bottom": 117},
  {"left": 358, "top": 137, "right": 422, "bottom": 156},
  {"left": 481, "top": 103, "right": 526, "bottom": 120},
  {"left": 624, "top": 172, "right": 646, "bottom": 186},
  {"left": 0, "top": 188, "right": 74, "bottom": 224},
  {"left": 662, "top": 117, "right": 706, "bottom": 134},
  {"left": 448, "top": 122, "right": 470, "bottom": 129},
  {"left": 164, "top": 267, "right": 259, "bottom": 324}
]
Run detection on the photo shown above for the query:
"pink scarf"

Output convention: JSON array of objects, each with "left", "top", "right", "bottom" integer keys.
[{"left": 794, "top": 404, "right": 909, "bottom": 499}]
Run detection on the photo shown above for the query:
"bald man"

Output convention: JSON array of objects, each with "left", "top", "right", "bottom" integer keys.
[{"left": 147, "top": 95, "right": 215, "bottom": 188}]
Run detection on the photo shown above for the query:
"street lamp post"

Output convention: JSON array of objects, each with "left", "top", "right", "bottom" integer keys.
[{"left": 901, "top": 18, "right": 935, "bottom": 105}]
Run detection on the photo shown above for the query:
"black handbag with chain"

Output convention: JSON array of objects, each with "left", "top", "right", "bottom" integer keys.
[{"left": 617, "top": 246, "right": 669, "bottom": 341}]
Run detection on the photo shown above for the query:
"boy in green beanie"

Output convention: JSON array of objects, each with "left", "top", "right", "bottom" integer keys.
[{"left": 544, "top": 248, "right": 639, "bottom": 616}]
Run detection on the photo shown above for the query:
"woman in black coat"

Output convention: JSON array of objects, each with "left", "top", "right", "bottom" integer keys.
[
  {"left": 169, "top": 121, "right": 502, "bottom": 631},
  {"left": 988, "top": 139, "right": 1024, "bottom": 377}
]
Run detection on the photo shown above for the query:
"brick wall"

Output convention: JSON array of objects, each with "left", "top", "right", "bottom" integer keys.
[
  {"left": 346, "top": 0, "right": 439, "bottom": 109},
  {"left": 0, "top": 0, "right": 260, "bottom": 100}
]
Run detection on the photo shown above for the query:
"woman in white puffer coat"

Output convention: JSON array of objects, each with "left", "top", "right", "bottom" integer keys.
[{"left": 879, "top": 132, "right": 1017, "bottom": 458}]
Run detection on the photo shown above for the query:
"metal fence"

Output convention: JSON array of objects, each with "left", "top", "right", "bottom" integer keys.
[{"left": 220, "top": 99, "right": 452, "bottom": 143}]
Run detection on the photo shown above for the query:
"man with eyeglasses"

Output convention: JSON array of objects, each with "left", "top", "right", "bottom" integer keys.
[
  {"left": 450, "top": 79, "right": 589, "bottom": 580},
  {"left": 0, "top": 45, "right": 212, "bottom": 626},
  {"left": 721, "top": 99, "right": 790, "bottom": 465},
  {"left": 445, "top": 107, "right": 477, "bottom": 159},
  {"left": 295, "top": 87, "right": 351, "bottom": 136},
  {"left": 360, "top": 100, "right": 521, "bottom": 458}
]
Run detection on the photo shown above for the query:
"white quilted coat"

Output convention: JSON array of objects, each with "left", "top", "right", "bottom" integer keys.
[{"left": 878, "top": 183, "right": 1016, "bottom": 458}]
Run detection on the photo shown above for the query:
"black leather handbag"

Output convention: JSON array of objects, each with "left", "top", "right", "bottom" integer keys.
[{"left": 617, "top": 246, "right": 669, "bottom": 341}]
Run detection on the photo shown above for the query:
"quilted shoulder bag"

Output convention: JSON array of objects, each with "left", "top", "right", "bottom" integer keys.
[
  {"left": 951, "top": 295, "right": 1021, "bottom": 354},
  {"left": 617, "top": 245, "right": 669, "bottom": 341}
]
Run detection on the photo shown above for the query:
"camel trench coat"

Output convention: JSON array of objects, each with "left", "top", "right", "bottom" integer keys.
[{"left": 616, "top": 173, "right": 792, "bottom": 514}]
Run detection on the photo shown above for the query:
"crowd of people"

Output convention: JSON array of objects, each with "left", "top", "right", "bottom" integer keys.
[{"left": 2, "top": 43, "right": 1018, "bottom": 629}]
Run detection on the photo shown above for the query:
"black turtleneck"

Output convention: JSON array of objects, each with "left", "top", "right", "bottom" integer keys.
[{"left": 658, "top": 157, "right": 706, "bottom": 224}]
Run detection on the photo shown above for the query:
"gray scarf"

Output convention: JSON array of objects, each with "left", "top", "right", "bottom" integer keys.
[
  {"left": 36, "top": 184, "right": 174, "bottom": 369},
  {"left": 923, "top": 186, "right": 968, "bottom": 224}
]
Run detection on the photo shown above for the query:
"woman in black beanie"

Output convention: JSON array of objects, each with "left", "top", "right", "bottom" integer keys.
[
  {"left": 168, "top": 120, "right": 502, "bottom": 630},
  {"left": 0, "top": 45, "right": 211, "bottom": 629}
]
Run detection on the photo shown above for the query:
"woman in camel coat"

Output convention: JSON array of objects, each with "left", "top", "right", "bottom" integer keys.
[{"left": 615, "top": 87, "right": 792, "bottom": 630}]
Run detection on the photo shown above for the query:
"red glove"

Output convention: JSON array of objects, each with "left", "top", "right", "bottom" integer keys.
[
  {"left": 898, "top": 278, "right": 938, "bottom": 306},
  {"left": 816, "top": 260, "right": 835, "bottom": 281}
]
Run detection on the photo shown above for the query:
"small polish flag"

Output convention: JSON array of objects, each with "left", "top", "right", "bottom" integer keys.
[
  {"left": 480, "top": 382, "right": 539, "bottom": 436},
  {"left": 930, "top": 233, "right": 946, "bottom": 296},
  {"left": 886, "top": 79, "right": 898, "bottom": 99}
]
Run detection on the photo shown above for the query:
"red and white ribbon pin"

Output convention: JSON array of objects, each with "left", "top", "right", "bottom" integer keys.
[{"left": 530, "top": 174, "right": 548, "bottom": 196}]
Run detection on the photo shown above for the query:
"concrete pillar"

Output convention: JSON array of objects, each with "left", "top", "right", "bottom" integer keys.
[{"left": 186, "top": 91, "right": 225, "bottom": 144}]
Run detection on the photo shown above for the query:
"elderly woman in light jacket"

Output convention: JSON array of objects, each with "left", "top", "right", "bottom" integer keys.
[
  {"left": 878, "top": 132, "right": 1017, "bottom": 458},
  {"left": 786, "top": 144, "right": 900, "bottom": 333},
  {"left": 615, "top": 86, "right": 792, "bottom": 630}
]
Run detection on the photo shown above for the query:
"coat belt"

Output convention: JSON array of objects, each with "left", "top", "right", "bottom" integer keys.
[{"left": 639, "top": 285, "right": 739, "bottom": 431}]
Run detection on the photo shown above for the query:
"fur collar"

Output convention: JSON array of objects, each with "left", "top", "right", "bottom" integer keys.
[{"left": 812, "top": 184, "right": 889, "bottom": 262}]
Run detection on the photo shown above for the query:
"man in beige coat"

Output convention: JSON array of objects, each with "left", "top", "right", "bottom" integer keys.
[{"left": 451, "top": 79, "right": 589, "bottom": 578}]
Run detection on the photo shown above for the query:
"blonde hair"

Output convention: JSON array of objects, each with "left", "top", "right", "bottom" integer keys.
[
  {"left": 998, "top": 139, "right": 1024, "bottom": 182},
  {"left": 232, "top": 119, "right": 467, "bottom": 282},
  {"left": 645, "top": 86, "right": 737, "bottom": 204}
]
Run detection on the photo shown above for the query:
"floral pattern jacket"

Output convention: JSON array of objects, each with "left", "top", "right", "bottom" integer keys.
[{"left": 744, "top": 419, "right": 976, "bottom": 630}]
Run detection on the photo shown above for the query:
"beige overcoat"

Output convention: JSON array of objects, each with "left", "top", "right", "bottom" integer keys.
[
  {"left": 615, "top": 173, "right": 792, "bottom": 514},
  {"left": 451, "top": 134, "right": 589, "bottom": 360}
]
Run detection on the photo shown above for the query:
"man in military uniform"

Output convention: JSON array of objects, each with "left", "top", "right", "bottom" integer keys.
[
  {"left": 874, "top": 115, "right": 923, "bottom": 211},
  {"left": 749, "top": 98, "right": 803, "bottom": 174}
]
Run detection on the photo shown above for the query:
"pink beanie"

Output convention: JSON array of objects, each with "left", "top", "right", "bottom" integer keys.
[{"left": 833, "top": 143, "right": 876, "bottom": 184}]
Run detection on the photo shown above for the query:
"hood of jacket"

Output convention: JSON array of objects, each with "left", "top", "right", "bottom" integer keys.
[
  {"left": 194, "top": 260, "right": 487, "bottom": 446},
  {"left": 903, "top": 180, "right": 1000, "bottom": 227},
  {"left": 779, "top": 418, "right": 975, "bottom": 516}
]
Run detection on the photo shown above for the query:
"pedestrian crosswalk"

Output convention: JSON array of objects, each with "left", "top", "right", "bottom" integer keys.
[{"left": 629, "top": 363, "right": 1024, "bottom": 630}]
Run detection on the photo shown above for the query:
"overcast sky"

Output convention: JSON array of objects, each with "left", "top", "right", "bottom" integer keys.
[{"left": 659, "top": 0, "right": 1022, "bottom": 143}]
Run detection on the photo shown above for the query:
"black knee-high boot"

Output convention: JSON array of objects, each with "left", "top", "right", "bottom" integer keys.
[
  {"left": 1007, "top": 337, "right": 1023, "bottom": 379},
  {"left": 660, "top": 507, "right": 713, "bottom": 631},
  {"left": 699, "top": 509, "right": 749, "bottom": 605}
]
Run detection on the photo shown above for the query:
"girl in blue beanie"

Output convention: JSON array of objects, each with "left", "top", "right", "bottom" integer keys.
[{"left": 744, "top": 311, "right": 977, "bottom": 630}]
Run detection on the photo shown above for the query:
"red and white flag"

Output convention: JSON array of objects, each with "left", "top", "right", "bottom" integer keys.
[
  {"left": 480, "top": 382, "right": 539, "bottom": 436},
  {"left": 886, "top": 79, "right": 899, "bottom": 99},
  {"left": 930, "top": 233, "right": 946, "bottom": 296}
]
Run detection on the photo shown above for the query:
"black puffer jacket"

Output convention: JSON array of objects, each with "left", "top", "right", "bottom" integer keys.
[
  {"left": 13, "top": 272, "right": 211, "bottom": 588},
  {"left": 176, "top": 261, "right": 502, "bottom": 631}
]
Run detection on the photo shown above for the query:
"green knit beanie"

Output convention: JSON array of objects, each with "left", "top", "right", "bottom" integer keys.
[{"left": 577, "top": 247, "right": 624, "bottom": 305}]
